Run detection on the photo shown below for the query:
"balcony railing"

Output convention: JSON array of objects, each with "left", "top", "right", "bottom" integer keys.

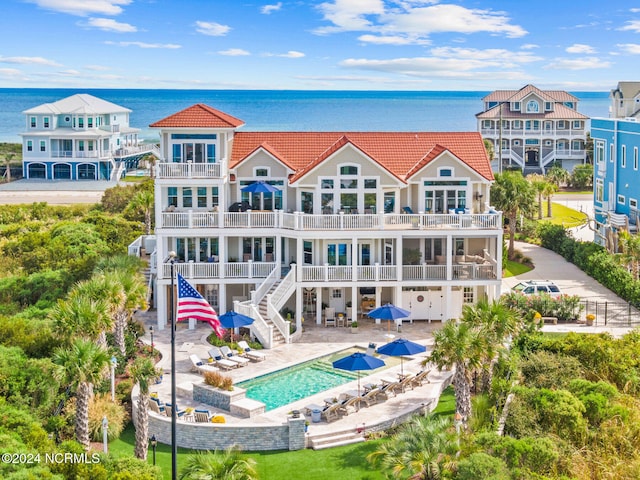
[
  {"left": 51, "top": 151, "right": 100, "bottom": 158},
  {"left": 159, "top": 210, "right": 502, "bottom": 231},
  {"left": 160, "top": 261, "right": 276, "bottom": 280},
  {"left": 156, "top": 162, "right": 222, "bottom": 178}
]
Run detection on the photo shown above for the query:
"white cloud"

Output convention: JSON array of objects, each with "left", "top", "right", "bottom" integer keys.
[
  {"left": 261, "top": 2, "right": 282, "bottom": 14},
  {"left": 82, "top": 17, "right": 137, "bottom": 32},
  {"left": 0, "top": 68, "right": 27, "bottom": 78},
  {"left": 566, "top": 44, "right": 595, "bottom": 54},
  {"left": 0, "top": 56, "right": 62, "bottom": 66},
  {"left": 620, "top": 20, "right": 640, "bottom": 33},
  {"left": 617, "top": 43, "right": 640, "bottom": 55},
  {"left": 544, "top": 57, "right": 611, "bottom": 70},
  {"left": 520, "top": 44, "right": 539, "bottom": 50},
  {"left": 104, "top": 41, "right": 181, "bottom": 49},
  {"left": 315, "top": 1, "right": 527, "bottom": 42},
  {"left": 218, "top": 48, "right": 250, "bottom": 56},
  {"left": 264, "top": 50, "right": 305, "bottom": 58},
  {"left": 357, "top": 34, "right": 429, "bottom": 45},
  {"left": 26, "top": 0, "right": 131, "bottom": 16},
  {"left": 195, "top": 21, "right": 231, "bottom": 36},
  {"left": 85, "top": 64, "right": 111, "bottom": 71}
]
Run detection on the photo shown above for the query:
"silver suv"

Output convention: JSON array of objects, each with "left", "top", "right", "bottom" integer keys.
[{"left": 512, "top": 280, "right": 562, "bottom": 298}]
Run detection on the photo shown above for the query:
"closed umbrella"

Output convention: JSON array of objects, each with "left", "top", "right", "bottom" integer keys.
[
  {"left": 377, "top": 338, "right": 426, "bottom": 376},
  {"left": 218, "top": 311, "right": 254, "bottom": 342},
  {"left": 333, "top": 352, "right": 385, "bottom": 396},
  {"left": 367, "top": 303, "right": 411, "bottom": 338}
]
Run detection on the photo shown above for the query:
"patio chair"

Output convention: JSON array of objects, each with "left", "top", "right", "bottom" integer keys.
[
  {"left": 379, "top": 379, "right": 401, "bottom": 397},
  {"left": 220, "top": 345, "right": 250, "bottom": 366},
  {"left": 410, "top": 369, "right": 431, "bottom": 387},
  {"left": 148, "top": 397, "right": 164, "bottom": 414},
  {"left": 194, "top": 409, "right": 214, "bottom": 423},
  {"left": 164, "top": 403, "right": 186, "bottom": 419},
  {"left": 321, "top": 402, "right": 343, "bottom": 423},
  {"left": 403, "top": 206, "right": 414, "bottom": 214},
  {"left": 324, "top": 307, "right": 336, "bottom": 327},
  {"left": 189, "top": 354, "right": 220, "bottom": 374},
  {"left": 338, "top": 394, "right": 365, "bottom": 415},
  {"left": 237, "top": 341, "right": 266, "bottom": 362},
  {"left": 360, "top": 386, "right": 388, "bottom": 407},
  {"left": 207, "top": 347, "right": 238, "bottom": 370},
  {"left": 396, "top": 373, "right": 417, "bottom": 393}
]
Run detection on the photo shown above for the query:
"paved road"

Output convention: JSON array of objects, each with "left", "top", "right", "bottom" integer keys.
[{"left": 0, "top": 179, "right": 114, "bottom": 204}]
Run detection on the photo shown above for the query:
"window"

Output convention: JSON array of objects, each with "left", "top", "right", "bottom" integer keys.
[
  {"left": 544, "top": 102, "right": 553, "bottom": 111},
  {"left": 39, "top": 141, "right": 46, "bottom": 152},
  {"left": 573, "top": 120, "right": 582, "bottom": 129},
  {"left": 255, "top": 168, "right": 268, "bottom": 177},
  {"left": 44, "top": 117, "right": 50, "bottom": 128},
  {"left": 512, "top": 102, "right": 521, "bottom": 111},
  {"left": 88, "top": 117, "right": 93, "bottom": 128},
  {"left": 631, "top": 198, "right": 638, "bottom": 209},
  {"left": 610, "top": 144, "right": 615, "bottom": 163},
  {"left": 635, "top": 147, "right": 639, "bottom": 171},
  {"left": 183, "top": 188, "right": 192, "bottom": 208},
  {"left": 321, "top": 179, "right": 334, "bottom": 189},
  {"left": 564, "top": 102, "right": 575, "bottom": 109},
  {"left": 618, "top": 194, "right": 625, "bottom": 205},
  {"left": 30, "top": 117, "right": 36, "bottom": 128},
  {"left": 340, "top": 178, "right": 357, "bottom": 189},
  {"left": 78, "top": 118, "right": 84, "bottom": 128},
  {"left": 27, "top": 140, "right": 33, "bottom": 152},
  {"left": 168, "top": 187, "right": 178, "bottom": 207},
  {"left": 526, "top": 100, "right": 539, "bottom": 113},
  {"left": 364, "top": 179, "right": 376, "bottom": 189},
  {"left": 595, "top": 178, "right": 604, "bottom": 202},
  {"left": 88, "top": 141, "right": 94, "bottom": 151},
  {"left": 197, "top": 187, "right": 208, "bottom": 207},
  {"left": 463, "top": 287, "right": 474, "bottom": 304},
  {"left": 513, "top": 120, "right": 521, "bottom": 129},
  {"left": 172, "top": 144, "right": 181, "bottom": 162},
  {"left": 525, "top": 120, "right": 540, "bottom": 130},
  {"left": 340, "top": 165, "right": 358, "bottom": 175},
  {"left": 482, "top": 120, "right": 491, "bottom": 128},
  {"left": 304, "top": 241, "right": 313, "bottom": 264},
  {"left": 78, "top": 141, "right": 84, "bottom": 152},
  {"left": 439, "top": 168, "right": 452, "bottom": 177},
  {"left": 595, "top": 141, "right": 604, "bottom": 164},
  {"left": 211, "top": 186, "right": 219, "bottom": 207},
  {"left": 557, "top": 120, "right": 565, "bottom": 129},
  {"left": 332, "top": 289, "right": 342, "bottom": 298},
  {"left": 621, "top": 146, "right": 627, "bottom": 168}
]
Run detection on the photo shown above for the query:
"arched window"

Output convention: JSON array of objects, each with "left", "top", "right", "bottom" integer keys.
[
  {"left": 28, "top": 163, "right": 46, "bottom": 179},
  {"left": 526, "top": 100, "right": 539, "bottom": 113}
]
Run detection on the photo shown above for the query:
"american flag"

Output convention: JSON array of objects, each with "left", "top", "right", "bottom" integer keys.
[{"left": 176, "top": 274, "right": 225, "bottom": 338}]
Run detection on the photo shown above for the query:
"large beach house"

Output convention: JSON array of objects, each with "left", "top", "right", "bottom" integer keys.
[
  {"left": 477, "top": 84, "right": 589, "bottom": 174},
  {"left": 591, "top": 82, "right": 640, "bottom": 248},
  {"left": 20, "top": 93, "right": 155, "bottom": 181},
  {"left": 148, "top": 104, "right": 503, "bottom": 348}
]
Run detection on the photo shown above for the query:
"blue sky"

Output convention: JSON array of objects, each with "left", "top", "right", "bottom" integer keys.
[{"left": 1, "top": 0, "right": 639, "bottom": 90}]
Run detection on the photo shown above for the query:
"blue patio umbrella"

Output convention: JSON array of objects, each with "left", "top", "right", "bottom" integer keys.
[
  {"left": 377, "top": 338, "right": 426, "bottom": 376},
  {"left": 367, "top": 303, "right": 412, "bottom": 338},
  {"left": 218, "top": 311, "right": 254, "bottom": 342},
  {"left": 240, "top": 181, "right": 280, "bottom": 194},
  {"left": 333, "top": 352, "right": 385, "bottom": 396}
]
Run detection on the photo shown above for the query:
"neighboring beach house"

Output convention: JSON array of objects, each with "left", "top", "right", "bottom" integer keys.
[
  {"left": 591, "top": 82, "right": 640, "bottom": 248},
  {"left": 147, "top": 104, "right": 503, "bottom": 348},
  {"left": 20, "top": 93, "right": 156, "bottom": 180},
  {"left": 477, "top": 84, "right": 589, "bottom": 174}
]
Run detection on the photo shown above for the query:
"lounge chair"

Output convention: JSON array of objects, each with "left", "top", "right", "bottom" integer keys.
[
  {"left": 396, "top": 373, "right": 417, "bottom": 393},
  {"left": 360, "top": 387, "right": 387, "bottom": 407},
  {"left": 237, "top": 341, "right": 266, "bottom": 362},
  {"left": 207, "top": 347, "right": 238, "bottom": 370},
  {"left": 189, "top": 354, "right": 220, "bottom": 374},
  {"left": 148, "top": 397, "right": 164, "bottom": 414},
  {"left": 337, "top": 395, "right": 365, "bottom": 415},
  {"left": 194, "top": 409, "right": 213, "bottom": 423},
  {"left": 403, "top": 206, "right": 414, "bottom": 214},
  {"left": 379, "top": 379, "right": 401, "bottom": 397},
  {"left": 410, "top": 369, "right": 431, "bottom": 387},
  {"left": 320, "top": 402, "right": 343, "bottom": 423},
  {"left": 303, "top": 403, "right": 327, "bottom": 416},
  {"left": 164, "top": 403, "right": 185, "bottom": 418},
  {"left": 220, "top": 346, "right": 250, "bottom": 366}
]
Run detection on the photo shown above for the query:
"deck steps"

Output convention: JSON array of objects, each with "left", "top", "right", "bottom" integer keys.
[
  {"left": 307, "top": 429, "right": 365, "bottom": 450},
  {"left": 257, "top": 282, "right": 287, "bottom": 345}
]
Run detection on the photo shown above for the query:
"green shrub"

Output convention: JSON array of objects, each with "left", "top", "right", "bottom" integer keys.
[
  {"left": 520, "top": 351, "right": 584, "bottom": 389},
  {"left": 456, "top": 452, "right": 511, "bottom": 480},
  {"left": 88, "top": 394, "right": 128, "bottom": 442}
]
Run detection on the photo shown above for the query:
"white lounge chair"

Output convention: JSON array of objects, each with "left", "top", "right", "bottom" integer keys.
[
  {"left": 208, "top": 347, "right": 238, "bottom": 370},
  {"left": 237, "top": 341, "right": 266, "bottom": 362},
  {"left": 189, "top": 354, "right": 220, "bottom": 374},
  {"left": 194, "top": 409, "right": 213, "bottom": 423},
  {"left": 220, "top": 345, "right": 250, "bottom": 366}
]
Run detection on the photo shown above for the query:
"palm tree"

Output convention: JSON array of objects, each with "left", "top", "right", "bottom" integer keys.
[
  {"left": 3, "top": 152, "right": 15, "bottom": 182},
  {"left": 490, "top": 170, "right": 536, "bottom": 259},
  {"left": 179, "top": 447, "right": 258, "bottom": 480},
  {"left": 526, "top": 173, "right": 547, "bottom": 219},
  {"left": 127, "top": 189, "right": 155, "bottom": 235},
  {"left": 367, "top": 415, "right": 457, "bottom": 480},
  {"left": 96, "top": 253, "right": 146, "bottom": 276},
  {"left": 546, "top": 165, "right": 571, "bottom": 189},
  {"left": 53, "top": 338, "right": 110, "bottom": 449},
  {"left": 49, "top": 293, "right": 112, "bottom": 347},
  {"left": 130, "top": 357, "right": 161, "bottom": 460},
  {"left": 542, "top": 181, "right": 558, "bottom": 218},
  {"left": 617, "top": 230, "right": 640, "bottom": 281},
  {"left": 429, "top": 319, "right": 485, "bottom": 423}
]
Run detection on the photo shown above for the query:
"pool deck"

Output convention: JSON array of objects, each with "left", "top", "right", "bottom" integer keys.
[{"left": 136, "top": 309, "right": 451, "bottom": 445}]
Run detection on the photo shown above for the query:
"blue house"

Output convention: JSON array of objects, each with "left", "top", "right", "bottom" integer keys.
[{"left": 592, "top": 116, "right": 640, "bottom": 247}]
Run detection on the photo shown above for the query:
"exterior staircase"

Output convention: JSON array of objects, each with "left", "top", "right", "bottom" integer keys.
[
  {"left": 307, "top": 428, "right": 366, "bottom": 450},
  {"left": 257, "top": 280, "right": 286, "bottom": 346}
]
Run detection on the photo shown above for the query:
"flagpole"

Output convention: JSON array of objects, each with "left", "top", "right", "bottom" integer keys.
[{"left": 168, "top": 251, "right": 177, "bottom": 480}]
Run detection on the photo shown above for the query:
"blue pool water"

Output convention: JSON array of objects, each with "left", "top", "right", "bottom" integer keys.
[{"left": 236, "top": 348, "right": 393, "bottom": 411}]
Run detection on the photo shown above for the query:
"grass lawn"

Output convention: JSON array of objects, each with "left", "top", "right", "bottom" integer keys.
[
  {"left": 110, "top": 388, "right": 456, "bottom": 479},
  {"left": 542, "top": 203, "right": 588, "bottom": 228},
  {"left": 503, "top": 259, "right": 532, "bottom": 278}
]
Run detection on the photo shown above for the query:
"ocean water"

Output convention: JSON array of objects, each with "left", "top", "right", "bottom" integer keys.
[{"left": 0, "top": 89, "right": 611, "bottom": 144}]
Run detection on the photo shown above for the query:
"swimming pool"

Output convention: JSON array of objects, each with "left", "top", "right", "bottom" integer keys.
[{"left": 236, "top": 347, "right": 396, "bottom": 411}]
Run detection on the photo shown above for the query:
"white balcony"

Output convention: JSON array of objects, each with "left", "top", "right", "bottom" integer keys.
[
  {"left": 159, "top": 210, "right": 502, "bottom": 232},
  {"left": 156, "top": 162, "right": 222, "bottom": 178},
  {"left": 160, "top": 261, "right": 276, "bottom": 280}
]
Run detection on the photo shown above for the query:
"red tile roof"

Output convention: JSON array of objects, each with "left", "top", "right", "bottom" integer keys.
[
  {"left": 149, "top": 103, "right": 245, "bottom": 128},
  {"left": 230, "top": 131, "right": 493, "bottom": 182}
]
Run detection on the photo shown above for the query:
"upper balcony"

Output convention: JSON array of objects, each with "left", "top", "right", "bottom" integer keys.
[
  {"left": 156, "top": 162, "right": 223, "bottom": 179},
  {"left": 158, "top": 210, "right": 502, "bottom": 232}
]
